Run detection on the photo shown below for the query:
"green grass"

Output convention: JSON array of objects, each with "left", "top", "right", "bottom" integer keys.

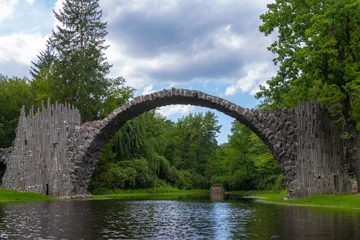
[
  {"left": 92, "top": 187, "right": 209, "bottom": 200},
  {"left": 237, "top": 190, "right": 360, "bottom": 210},
  {"left": 0, "top": 189, "right": 52, "bottom": 203}
]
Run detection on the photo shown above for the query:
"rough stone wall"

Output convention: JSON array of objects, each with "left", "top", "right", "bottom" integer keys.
[
  {"left": 289, "top": 101, "right": 351, "bottom": 199},
  {"left": 1, "top": 100, "right": 81, "bottom": 197}
]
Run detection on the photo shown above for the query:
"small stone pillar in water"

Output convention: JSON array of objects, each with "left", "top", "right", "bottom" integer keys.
[{"left": 210, "top": 186, "right": 224, "bottom": 201}]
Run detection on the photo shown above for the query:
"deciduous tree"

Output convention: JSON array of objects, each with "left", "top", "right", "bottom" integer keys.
[{"left": 257, "top": 0, "right": 360, "bottom": 189}]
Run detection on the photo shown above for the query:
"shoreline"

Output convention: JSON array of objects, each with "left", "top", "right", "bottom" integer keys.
[
  {"left": 236, "top": 190, "right": 360, "bottom": 211},
  {"left": 2, "top": 188, "right": 360, "bottom": 211}
]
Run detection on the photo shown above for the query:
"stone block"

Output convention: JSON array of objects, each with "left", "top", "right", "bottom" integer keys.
[
  {"left": 288, "top": 127, "right": 295, "bottom": 135},
  {"left": 290, "top": 121, "right": 297, "bottom": 128},
  {"left": 270, "top": 123, "right": 277, "bottom": 132},
  {"left": 280, "top": 113, "right": 288, "bottom": 122},
  {"left": 269, "top": 135, "right": 277, "bottom": 145},
  {"left": 275, "top": 109, "right": 282, "bottom": 117},
  {"left": 245, "top": 112, "right": 254, "bottom": 121}
]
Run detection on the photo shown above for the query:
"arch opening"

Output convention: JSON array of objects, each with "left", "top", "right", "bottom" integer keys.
[
  {"left": 88, "top": 108, "right": 282, "bottom": 194},
  {"left": 73, "top": 89, "right": 297, "bottom": 196},
  {"left": 0, "top": 162, "right": 6, "bottom": 187}
]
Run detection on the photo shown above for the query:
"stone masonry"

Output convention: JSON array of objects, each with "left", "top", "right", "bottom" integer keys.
[
  {"left": 0, "top": 88, "right": 352, "bottom": 198},
  {"left": 1, "top": 100, "right": 81, "bottom": 197}
]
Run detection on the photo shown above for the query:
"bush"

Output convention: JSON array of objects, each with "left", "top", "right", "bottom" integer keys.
[
  {"left": 191, "top": 173, "right": 210, "bottom": 189},
  {"left": 256, "top": 174, "right": 283, "bottom": 191},
  {"left": 273, "top": 174, "right": 284, "bottom": 192},
  {"left": 232, "top": 169, "right": 256, "bottom": 190},
  {"left": 117, "top": 159, "right": 154, "bottom": 188},
  {"left": 175, "top": 170, "right": 193, "bottom": 190},
  {"left": 211, "top": 176, "right": 232, "bottom": 191}
]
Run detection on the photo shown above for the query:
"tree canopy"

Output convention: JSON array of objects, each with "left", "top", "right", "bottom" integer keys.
[
  {"left": 257, "top": 0, "right": 360, "bottom": 189},
  {"left": 31, "top": 0, "right": 133, "bottom": 122}
]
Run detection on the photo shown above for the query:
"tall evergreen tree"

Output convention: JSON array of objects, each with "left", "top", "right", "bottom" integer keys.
[
  {"left": 31, "top": 0, "right": 131, "bottom": 122},
  {"left": 53, "top": 0, "right": 111, "bottom": 122},
  {"left": 30, "top": 43, "right": 55, "bottom": 80}
]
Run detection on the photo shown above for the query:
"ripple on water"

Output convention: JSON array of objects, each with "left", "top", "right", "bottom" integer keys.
[{"left": 1, "top": 198, "right": 360, "bottom": 239}]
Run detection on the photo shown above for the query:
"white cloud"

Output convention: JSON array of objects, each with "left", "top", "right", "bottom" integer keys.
[
  {"left": 158, "top": 105, "right": 195, "bottom": 117},
  {"left": 225, "top": 85, "right": 237, "bottom": 96},
  {"left": 0, "top": 0, "right": 19, "bottom": 23},
  {"left": 26, "top": 0, "right": 34, "bottom": 5},
  {"left": 0, "top": 33, "right": 48, "bottom": 65},
  {"left": 100, "top": 0, "right": 278, "bottom": 91},
  {"left": 225, "top": 62, "right": 274, "bottom": 96},
  {"left": 105, "top": 25, "right": 257, "bottom": 88},
  {"left": 141, "top": 85, "right": 154, "bottom": 95},
  {"left": 213, "top": 25, "right": 245, "bottom": 50}
]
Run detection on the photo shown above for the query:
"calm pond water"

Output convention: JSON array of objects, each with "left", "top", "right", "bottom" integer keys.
[{"left": 0, "top": 194, "right": 360, "bottom": 240}]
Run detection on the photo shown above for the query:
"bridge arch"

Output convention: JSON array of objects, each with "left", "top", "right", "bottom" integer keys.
[{"left": 70, "top": 88, "right": 298, "bottom": 195}]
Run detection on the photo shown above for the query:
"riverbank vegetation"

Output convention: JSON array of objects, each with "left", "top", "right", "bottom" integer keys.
[
  {"left": 0, "top": 189, "right": 52, "bottom": 203},
  {"left": 239, "top": 191, "right": 360, "bottom": 210},
  {"left": 91, "top": 188, "right": 209, "bottom": 200}
]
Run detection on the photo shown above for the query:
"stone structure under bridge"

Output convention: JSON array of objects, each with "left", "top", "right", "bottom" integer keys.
[{"left": 0, "top": 88, "right": 352, "bottom": 199}]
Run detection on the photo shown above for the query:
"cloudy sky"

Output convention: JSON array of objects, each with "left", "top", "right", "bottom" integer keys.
[{"left": 0, "top": 0, "right": 277, "bottom": 143}]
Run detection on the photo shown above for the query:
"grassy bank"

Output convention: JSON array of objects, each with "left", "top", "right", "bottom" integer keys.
[
  {"left": 238, "top": 190, "right": 360, "bottom": 210},
  {"left": 0, "top": 189, "right": 52, "bottom": 203},
  {"left": 92, "top": 187, "right": 209, "bottom": 200}
]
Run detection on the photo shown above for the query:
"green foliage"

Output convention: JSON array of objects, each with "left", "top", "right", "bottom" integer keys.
[
  {"left": 118, "top": 159, "right": 154, "bottom": 188},
  {"left": 174, "top": 170, "right": 193, "bottom": 190},
  {"left": 164, "top": 112, "right": 221, "bottom": 173},
  {"left": 30, "top": 45, "right": 55, "bottom": 80},
  {"left": 30, "top": 0, "right": 134, "bottom": 122},
  {"left": 89, "top": 109, "right": 282, "bottom": 193},
  {"left": 214, "top": 121, "right": 280, "bottom": 191},
  {"left": 257, "top": 0, "right": 360, "bottom": 125},
  {"left": 258, "top": 0, "right": 360, "bottom": 188},
  {"left": 0, "top": 75, "right": 35, "bottom": 148}
]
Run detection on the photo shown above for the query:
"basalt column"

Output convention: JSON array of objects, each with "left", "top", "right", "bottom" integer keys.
[
  {"left": 289, "top": 101, "right": 351, "bottom": 199},
  {"left": 1, "top": 100, "right": 81, "bottom": 197}
]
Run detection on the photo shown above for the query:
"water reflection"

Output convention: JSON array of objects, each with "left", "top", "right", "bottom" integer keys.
[
  {"left": 0, "top": 196, "right": 359, "bottom": 239},
  {"left": 246, "top": 202, "right": 360, "bottom": 240}
]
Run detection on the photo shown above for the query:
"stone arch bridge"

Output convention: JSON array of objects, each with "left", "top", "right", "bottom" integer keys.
[{"left": 0, "top": 88, "right": 351, "bottom": 199}]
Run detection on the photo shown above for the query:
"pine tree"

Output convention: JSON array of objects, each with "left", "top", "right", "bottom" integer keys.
[
  {"left": 30, "top": 43, "right": 55, "bottom": 80},
  {"left": 31, "top": 0, "right": 130, "bottom": 122},
  {"left": 54, "top": 0, "right": 112, "bottom": 122}
]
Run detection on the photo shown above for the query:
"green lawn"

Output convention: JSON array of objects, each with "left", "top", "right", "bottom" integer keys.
[
  {"left": 2, "top": 187, "right": 360, "bottom": 210},
  {"left": 0, "top": 189, "right": 52, "bottom": 203},
  {"left": 92, "top": 187, "right": 209, "bottom": 200},
  {"left": 238, "top": 190, "right": 360, "bottom": 210}
]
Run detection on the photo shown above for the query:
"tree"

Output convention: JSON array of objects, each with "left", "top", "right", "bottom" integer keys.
[
  {"left": 30, "top": 44, "right": 55, "bottom": 80},
  {"left": 165, "top": 112, "right": 221, "bottom": 174},
  {"left": 89, "top": 111, "right": 170, "bottom": 191},
  {"left": 0, "top": 75, "right": 34, "bottom": 148},
  {"left": 215, "top": 121, "right": 280, "bottom": 190},
  {"left": 31, "top": 0, "right": 133, "bottom": 122},
  {"left": 257, "top": 0, "right": 360, "bottom": 190}
]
